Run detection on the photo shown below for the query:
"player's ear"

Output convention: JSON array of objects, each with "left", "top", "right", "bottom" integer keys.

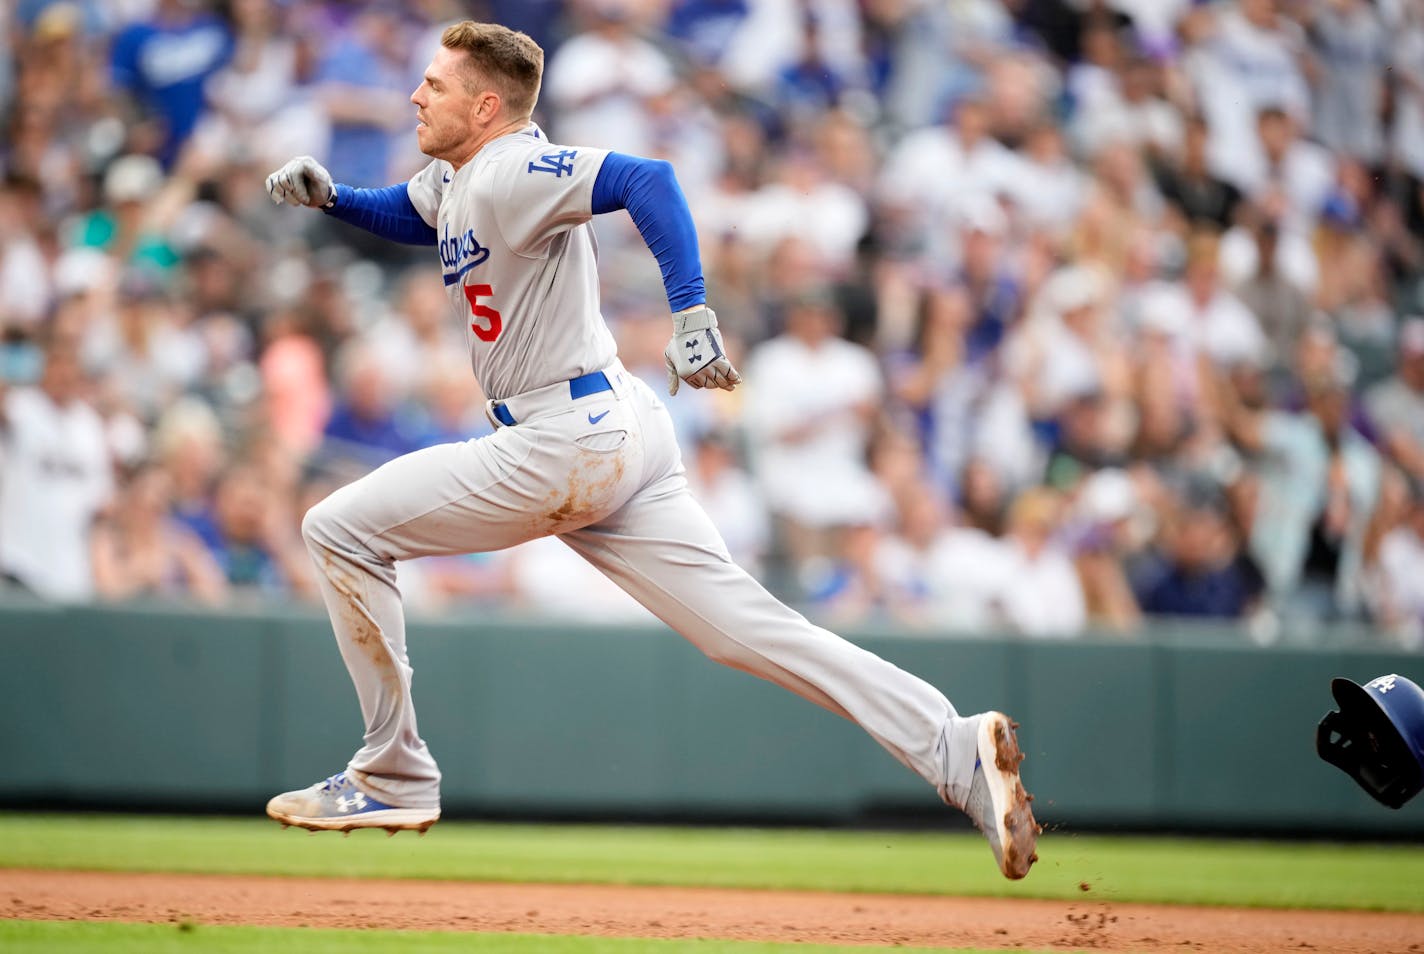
[{"left": 474, "top": 89, "right": 502, "bottom": 124}]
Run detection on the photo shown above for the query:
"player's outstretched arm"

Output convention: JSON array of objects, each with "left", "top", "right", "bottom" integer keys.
[
  {"left": 591, "top": 153, "right": 740, "bottom": 395},
  {"left": 264, "top": 157, "right": 437, "bottom": 247}
]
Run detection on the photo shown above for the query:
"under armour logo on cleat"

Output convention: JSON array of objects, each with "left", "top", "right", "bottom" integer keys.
[
  {"left": 336, "top": 792, "right": 368, "bottom": 814},
  {"left": 588, "top": 410, "right": 610, "bottom": 425}
]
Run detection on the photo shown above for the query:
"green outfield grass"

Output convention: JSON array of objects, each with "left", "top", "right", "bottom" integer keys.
[
  {"left": 0, "top": 921, "right": 1073, "bottom": 954},
  {"left": 1, "top": 814, "right": 1421, "bottom": 912}
]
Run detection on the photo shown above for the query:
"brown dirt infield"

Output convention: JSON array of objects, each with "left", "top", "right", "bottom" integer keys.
[{"left": 3, "top": 868, "right": 1422, "bottom": 952}]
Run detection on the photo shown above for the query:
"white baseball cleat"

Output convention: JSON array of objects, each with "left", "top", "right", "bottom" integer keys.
[
  {"left": 961, "top": 712, "right": 1040, "bottom": 879},
  {"left": 266, "top": 772, "right": 440, "bottom": 834}
]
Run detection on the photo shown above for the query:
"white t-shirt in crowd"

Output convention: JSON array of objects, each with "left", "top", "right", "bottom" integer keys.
[
  {"left": 996, "top": 538, "right": 1086, "bottom": 638},
  {"left": 542, "top": 31, "right": 674, "bottom": 156},
  {"left": 923, "top": 527, "right": 1016, "bottom": 633},
  {"left": 0, "top": 387, "right": 113, "bottom": 600},
  {"left": 744, "top": 334, "right": 887, "bottom": 527}
]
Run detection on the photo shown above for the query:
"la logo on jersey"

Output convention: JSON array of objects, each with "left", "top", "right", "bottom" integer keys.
[
  {"left": 440, "top": 223, "right": 489, "bottom": 286},
  {"left": 528, "top": 149, "right": 577, "bottom": 177}
]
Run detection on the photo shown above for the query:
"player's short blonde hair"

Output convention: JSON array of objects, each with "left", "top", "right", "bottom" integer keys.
[{"left": 440, "top": 21, "right": 544, "bottom": 120}]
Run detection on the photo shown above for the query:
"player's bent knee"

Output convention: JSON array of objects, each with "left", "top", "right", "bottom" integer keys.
[{"left": 300, "top": 499, "right": 342, "bottom": 550}]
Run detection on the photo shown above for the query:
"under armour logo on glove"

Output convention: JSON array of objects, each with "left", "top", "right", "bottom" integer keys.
[{"left": 664, "top": 306, "right": 741, "bottom": 396}]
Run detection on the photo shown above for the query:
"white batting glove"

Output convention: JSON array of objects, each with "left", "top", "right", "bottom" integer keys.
[
  {"left": 265, "top": 156, "right": 334, "bottom": 208},
  {"left": 664, "top": 305, "right": 741, "bottom": 396}
]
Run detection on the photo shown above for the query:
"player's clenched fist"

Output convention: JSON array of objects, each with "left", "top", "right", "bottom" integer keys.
[
  {"left": 265, "top": 156, "right": 334, "bottom": 208},
  {"left": 664, "top": 305, "right": 741, "bottom": 396}
]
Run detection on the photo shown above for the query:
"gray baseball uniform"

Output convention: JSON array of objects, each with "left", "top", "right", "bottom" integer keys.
[{"left": 299, "top": 126, "right": 981, "bottom": 812}]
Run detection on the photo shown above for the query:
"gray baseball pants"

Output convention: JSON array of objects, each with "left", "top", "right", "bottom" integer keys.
[{"left": 300, "top": 363, "right": 981, "bottom": 810}]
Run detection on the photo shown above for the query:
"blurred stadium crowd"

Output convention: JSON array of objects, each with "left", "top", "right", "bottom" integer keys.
[{"left": 1, "top": 0, "right": 1423, "bottom": 646}]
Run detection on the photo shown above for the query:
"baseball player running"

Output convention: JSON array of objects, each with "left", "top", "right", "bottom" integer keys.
[{"left": 263, "top": 21, "right": 1039, "bottom": 879}]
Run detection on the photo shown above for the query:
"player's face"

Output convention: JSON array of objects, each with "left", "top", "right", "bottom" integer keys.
[{"left": 411, "top": 47, "right": 488, "bottom": 164}]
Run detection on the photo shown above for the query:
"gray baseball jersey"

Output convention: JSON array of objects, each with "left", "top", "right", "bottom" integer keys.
[
  {"left": 296, "top": 127, "right": 980, "bottom": 818},
  {"left": 406, "top": 125, "right": 614, "bottom": 400}
]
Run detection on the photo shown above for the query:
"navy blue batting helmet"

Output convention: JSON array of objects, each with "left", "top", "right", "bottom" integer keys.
[{"left": 1317, "top": 674, "right": 1424, "bottom": 809}]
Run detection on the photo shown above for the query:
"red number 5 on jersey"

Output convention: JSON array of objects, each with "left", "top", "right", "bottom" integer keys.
[{"left": 462, "top": 284, "right": 503, "bottom": 342}]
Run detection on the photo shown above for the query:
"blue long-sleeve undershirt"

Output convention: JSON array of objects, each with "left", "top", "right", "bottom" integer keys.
[
  {"left": 321, "top": 155, "right": 706, "bottom": 313},
  {"left": 591, "top": 153, "right": 705, "bottom": 312},
  {"left": 323, "top": 183, "right": 437, "bottom": 246}
]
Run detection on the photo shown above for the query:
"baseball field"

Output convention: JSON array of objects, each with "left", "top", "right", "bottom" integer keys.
[{"left": 2, "top": 814, "right": 1422, "bottom": 952}]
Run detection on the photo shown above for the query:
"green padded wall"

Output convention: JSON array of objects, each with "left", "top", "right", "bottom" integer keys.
[{"left": 2, "top": 601, "right": 1420, "bottom": 834}]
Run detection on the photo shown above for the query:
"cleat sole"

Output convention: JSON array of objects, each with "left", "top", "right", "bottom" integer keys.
[
  {"left": 981, "top": 712, "right": 1040, "bottom": 880},
  {"left": 267, "top": 805, "right": 440, "bottom": 834}
]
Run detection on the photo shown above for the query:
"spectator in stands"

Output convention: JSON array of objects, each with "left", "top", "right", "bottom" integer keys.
[
  {"left": 715, "top": 0, "right": 865, "bottom": 101},
  {"left": 773, "top": 11, "right": 852, "bottom": 122},
  {"left": 922, "top": 486, "right": 1013, "bottom": 635},
  {"left": 1390, "top": 2, "right": 1424, "bottom": 187},
  {"left": 1227, "top": 208, "right": 1313, "bottom": 370},
  {"left": 997, "top": 486, "right": 1087, "bottom": 637},
  {"left": 1008, "top": 264, "right": 1133, "bottom": 430},
  {"left": 802, "top": 514, "right": 896, "bottom": 627},
  {"left": 1133, "top": 484, "right": 1265, "bottom": 619},
  {"left": 1068, "top": 466, "right": 1145, "bottom": 633},
  {"left": 1153, "top": 117, "right": 1243, "bottom": 230},
  {"left": 0, "top": 172, "right": 54, "bottom": 331},
  {"left": 686, "top": 428, "right": 770, "bottom": 578},
  {"left": 0, "top": 337, "right": 114, "bottom": 601},
  {"left": 83, "top": 271, "right": 205, "bottom": 424},
  {"left": 878, "top": 95, "right": 1023, "bottom": 262},
  {"left": 192, "top": 0, "right": 328, "bottom": 174},
  {"left": 1242, "top": 105, "right": 1335, "bottom": 231},
  {"left": 152, "top": 397, "right": 225, "bottom": 530},
  {"left": 737, "top": 149, "right": 869, "bottom": 270},
  {"left": 543, "top": 2, "right": 676, "bottom": 154},
  {"left": 1137, "top": 230, "right": 1271, "bottom": 394},
  {"left": 1322, "top": 235, "right": 1398, "bottom": 385},
  {"left": 666, "top": 0, "right": 753, "bottom": 68},
  {"left": 320, "top": 341, "right": 421, "bottom": 470},
  {"left": 1009, "top": 121, "right": 1087, "bottom": 236},
  {"left": 90, "top": 463, "right": 227, "bottom": 605},
  {"left": 927, "top": 197, "right": 1022, "bottom": 367},
  {"left": 1074, "top": 49, "right": 1183, "bottom": 162},
  {"left": 187, "top": 461, "right": 306, "bottom": 595},
  {"left": 1364, "top": 473, "right": 1424, "bottom": 649},
  {"left": 1309, "top": 0, "right": 1388, "bottom": 167},
  {"left": 1365, "top": 318, "right": 1424, "bottom": 485},
  {"left": 74, "top": 153, "right": 180, "bottom": 273},
  {"left": 364, "top": 269, "right": 468, "bottom": 401},
  {"left": 412, "top": 352, "right": 492, "bottom": 448},
  {"left": 743, "top": 288, "right": 886, "bottom": 566},
  {"left": 871, "top": 487, "right": 946, "bottom": 629},
  {"left": 958, "top": 456, "right": 1011, "bottom": 538},
  {"left": 506, "top": 534, "right": 655, "bottom": 623},
  {"left": 310, "top": 4, "right": 412, "bottom": 188},
  {"left": 109, "top": 0, "right": 234, "bottom": 168},
  {"left": 1044, "top": 390, "right": 1131, "bottom": 492},
  {"left": 1191, "top": 0, "right": 1310, "bottom": 192},
  {"left": 1218, "top": 358, "right": 1383, "bottom": 620}
]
